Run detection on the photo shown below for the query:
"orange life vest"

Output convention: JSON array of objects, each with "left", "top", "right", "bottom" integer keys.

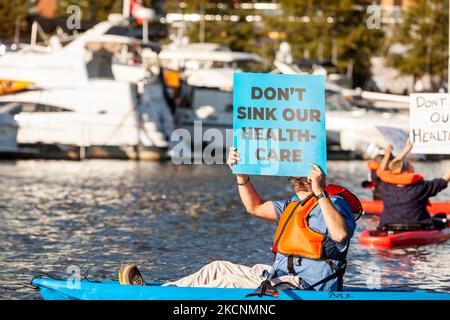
[
  {"left": 367, "top": 160, "right": 381, "bottom": 171},
  {"left": 272, "top": 184, "right": 362, "bottom": 261},
  {"left": 377, "top": 171, "right": 423, "bottom": 186}
]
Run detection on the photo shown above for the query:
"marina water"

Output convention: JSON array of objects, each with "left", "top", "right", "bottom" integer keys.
[{"left": 0, "top": 159, "right": 449, "bottom": 299}]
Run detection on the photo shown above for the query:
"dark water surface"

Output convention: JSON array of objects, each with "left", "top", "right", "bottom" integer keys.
[{"left": 0, "top": 159, "right": 449, "bottom": 299}]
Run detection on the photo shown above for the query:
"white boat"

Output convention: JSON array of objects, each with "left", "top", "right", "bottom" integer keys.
[
  {"left": 0, "top": 111, "right": 38, "bottom": 158},
  {"left": 324, "top": 91, "right": 410, "bottom": 158},
  {"left": 159, "top": 42, "right": 263, "bottom": 72},
  {"left": 0, "top": 112, "right": 19, "bottom": 153},
  {"left": 0, "top": 15, "right": 160, "bottom": 88},
  {"left": 0, "top": 79, "right": 170, "bottom": 160},
  {"left": 0, "top": 15, "right": 173, "bottom": 160},
  {"left": 170, "top": 58, "right": 410, "bottom": 159},
  {"left": 360, "top": 91, "right": 410, "bottom": 110}
]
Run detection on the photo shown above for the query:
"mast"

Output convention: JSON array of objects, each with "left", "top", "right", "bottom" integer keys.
[{"left": 123, "top": 0, "right": 131, "bottom": 19}]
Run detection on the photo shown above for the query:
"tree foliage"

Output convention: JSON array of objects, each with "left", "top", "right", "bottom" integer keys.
[
  {"left": 266, "top": 0, "right": 384, "bottom": 86},
  {"left": 164, "top": 0, "right": 261, "bottom": 53},
  {"left": 164, "top": 0, "right": 384, "bottom": 86},
  {"left": 57, "top": 0, "right": 121, "bottom": 22},
  {"left": 387, "top": 0, "right": 448, "bottom": 89},
  {"left": 3, "top": 1, "right": 447, "bottom": 88},
  {"left": 0, "top": 0, "right": 29, "bottom": 39}
]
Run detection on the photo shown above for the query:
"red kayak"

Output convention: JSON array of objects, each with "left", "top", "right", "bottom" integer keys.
[
  {"left": 359, "top": 228, "right": 450, "bottom": 249},
  {"left": 361, "top": 199, "right": 450, "bottom": 216}
]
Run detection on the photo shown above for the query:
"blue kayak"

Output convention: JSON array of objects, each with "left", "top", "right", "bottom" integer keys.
[{"left": 31, "top": 278, "right": 450, "bottom": 300}]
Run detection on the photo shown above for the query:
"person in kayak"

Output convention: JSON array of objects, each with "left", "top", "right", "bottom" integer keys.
[
  {"left": 119, "top": 147, "right": 361, "bottom": 292},
  {"left": 376, "top": 140, "right": 450, "bottom": 230},
  {"left": 362, "top": 146, "right": 392, "bottom": 200}
]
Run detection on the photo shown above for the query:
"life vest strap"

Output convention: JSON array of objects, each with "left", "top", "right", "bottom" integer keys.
[
  {"left": 247, "top": 260, "right": 347, "bottom": 298},
  {"left": 302, "top": 260, "right": 347, "bottom": 291},
  {"left": 287, "top": 255, "right": 302, "bottom": 274},
  {"left": 244, "top": 280, "right": 280, "bottom": 298}
]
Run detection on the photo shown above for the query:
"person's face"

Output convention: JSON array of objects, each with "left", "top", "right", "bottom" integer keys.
[{"left": 289, "top": 176, "right": 313, "bottom": 193}]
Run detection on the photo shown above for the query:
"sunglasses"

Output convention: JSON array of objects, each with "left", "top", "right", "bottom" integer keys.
[{"left": 288, "top": 177, "right": 309, "bottom": 185}]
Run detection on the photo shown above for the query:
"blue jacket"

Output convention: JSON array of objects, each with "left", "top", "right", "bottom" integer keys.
[
  {"left": 272, "top": 195, "right": 356, "bottom": 291},
  {"left": 380, "top": 178, "right": 448, "bottom": 226}
]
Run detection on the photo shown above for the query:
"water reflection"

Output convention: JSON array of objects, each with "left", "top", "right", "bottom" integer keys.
[{"left": 0, "top": 159, "right": 449, "bottom": 299}]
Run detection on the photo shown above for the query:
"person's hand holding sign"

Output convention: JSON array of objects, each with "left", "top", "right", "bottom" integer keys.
[
  {"left": 227, "top": 147, "right": 240, "bottom": 170},
  {"left": 228, "top": 147, "right": 250, "bottom": 184},
  {"left": 308, "top": 163, "right": 326, "bottom": 195},
  {"left": 307, "top": 163, "right": 349, "bottom": 243}
]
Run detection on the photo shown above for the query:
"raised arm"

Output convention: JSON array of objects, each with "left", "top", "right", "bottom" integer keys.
[
  {"left": 308, "top": 164, "right": 348, "bottom": 243},
  {"left": 376, "top": 144, "right": 392, "bottom": 175},
  {"left": 227, "top": 147, "right": 277, "bottom": 221},
  {"left": 442, "top": 168, "right": 450, "bottom": 182},
  {"left": 393, "top": 139, "right": 413, "bottom": 161}
]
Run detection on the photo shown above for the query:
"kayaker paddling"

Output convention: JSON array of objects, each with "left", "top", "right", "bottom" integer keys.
[
  {"left": 118, "top": 147, "right": 362, "bottom": 292},
  {"left": 376, "top": 140, "right": 450, "bottom": 231}
]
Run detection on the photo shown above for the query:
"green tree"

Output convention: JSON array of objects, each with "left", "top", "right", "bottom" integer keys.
[
  {"left": 58, "top": 1, "right": 164, "bottom": 38},
  {"left": 0, "top": 0, "right": 29, "bottom": 40},
  {"left": 164, "top": 0, "right": 263, "bottom": 55},
  {"left": 388, "top": 0, "right": 448, "bottom": 90},
  {"left": 57, "top": 0, "right": 121, "bottom": 22},
  {"left": 266, "top": 0, "right": 384, "bottom": 87},
  {"left": 164, "top": 1, "right": 384, "bottom": 86},
  {"left": 0, "top": 1, "right": 166, "bottom": 42}
]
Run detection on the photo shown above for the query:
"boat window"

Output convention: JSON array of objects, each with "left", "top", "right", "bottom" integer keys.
[
  {"left": 189, "top": 60, "right": 226, "bottom": 69},
  {"left": 0, "top": 102, "right": 71, "bottom": 114},
  {"left": 232, "top": 60, "right": 266, "bottom": 72},
  {"left": 211, "top": 61, "right": 226, "bottom": 68},
  {"left": 0, "top": 102, "right": 21, "bottom": 114},
  {"left": 24, "top": 103, "right": 71, "bottom": 113},
  {"left": 178, "top": 85, "right": 194, "bottom": 109},
  {"left": 325, "top": 91, "right": 354, "bottom": 111},
  {"left": 86, "top": 48, "right": 115, "bottom": 79}
]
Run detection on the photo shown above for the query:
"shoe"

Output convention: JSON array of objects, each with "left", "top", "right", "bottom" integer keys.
[{"left": 118, "top": 263, "right": 145, "bottom": 285}]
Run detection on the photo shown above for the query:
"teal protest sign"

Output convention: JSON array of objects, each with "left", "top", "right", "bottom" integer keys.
[{"left": 232, "top": 73, "right": 327, "bottom": 177}]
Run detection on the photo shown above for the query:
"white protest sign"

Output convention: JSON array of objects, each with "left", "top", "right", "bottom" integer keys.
[
  {"left": 377, "top": 126, "right": 425, "bottom": 159},
  {"left": 410, "top": 93, "right": 450, "bottom": 154},
  {"left": 376, "top": 126, "right": 409, "bottom": 156}
]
